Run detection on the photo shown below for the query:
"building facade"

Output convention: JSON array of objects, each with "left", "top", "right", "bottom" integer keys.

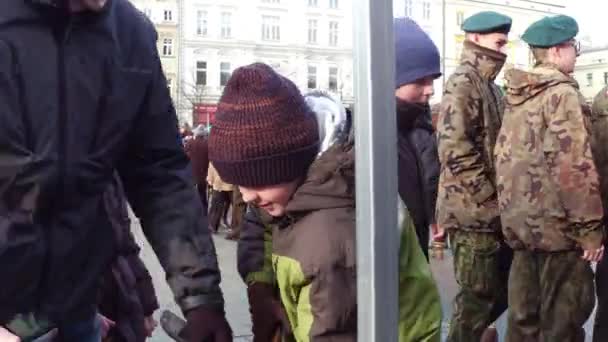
[
  {"left": 574, "top": 47, "right": 608, "bottom": 101},
  {"left": 394, "top": 0, "right": 566, "bottom": 102},
  {"left": 129, "top": 0, "right": 181, "bottom": 105},
  {"left": 180, "top": 0, "right": 354, "bottom": 126}
]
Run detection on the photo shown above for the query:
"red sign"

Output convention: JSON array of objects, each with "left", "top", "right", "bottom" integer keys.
[{"left": 193, "top": 103, "right": 218, "bottom": 125}]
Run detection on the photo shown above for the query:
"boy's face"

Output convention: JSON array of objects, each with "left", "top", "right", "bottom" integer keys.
[
  {"left": 395, "top": 76, "right": 436, "bottom": 104},
  {"left": 240, "top": 180, "right": 301, "bottom": 217}
]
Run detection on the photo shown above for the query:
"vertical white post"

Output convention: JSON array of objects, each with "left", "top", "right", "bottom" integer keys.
[{"left": 352, "top": 0, "right": 399, "bottom": 341}]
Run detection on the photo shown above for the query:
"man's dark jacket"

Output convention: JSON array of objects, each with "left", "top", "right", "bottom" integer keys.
[
  {"left": 0, "top": 0, "right": 222, "bottom": 322},
  {"left": 99, "top": 175, "right": 158, "bottom": 342},
  {"left": 397, "top": 101, "right": 440, "bottom": 258}
]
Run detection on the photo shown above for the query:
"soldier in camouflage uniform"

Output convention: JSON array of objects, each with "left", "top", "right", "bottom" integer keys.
[
  {"left": 437, "top": 11, "right": 513, "bottom": 342},
  {"left": 494, "top": 15, "right": 604, "bottom": 341},
  {"left": 590, "top": 86, "right": 608, "bottom": 342}
]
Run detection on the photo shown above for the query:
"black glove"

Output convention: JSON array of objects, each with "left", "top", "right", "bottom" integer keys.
[{"left": 248, "top": 283, "right": 291, "bottom": 342}]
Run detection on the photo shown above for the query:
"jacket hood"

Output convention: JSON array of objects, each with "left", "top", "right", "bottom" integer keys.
[
  {"left": 285, "top": 142, "right": 354, "bottom": 215},
  {"left": 505, "top": 64, "right": 578, "bottom": 106},
  {"left": 304, "top": 90, "right": 350, "bottom": 155}
]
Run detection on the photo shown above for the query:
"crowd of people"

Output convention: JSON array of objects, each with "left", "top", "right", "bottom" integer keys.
[{"left": 1, "top": 0, "right": 608, "bottom": 342}]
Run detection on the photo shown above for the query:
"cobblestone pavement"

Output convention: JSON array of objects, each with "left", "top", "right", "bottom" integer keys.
[{"left": 132, "top": 216, "right": 596, "bottom": 341}]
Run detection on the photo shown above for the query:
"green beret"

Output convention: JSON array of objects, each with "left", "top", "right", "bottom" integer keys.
[
  {"left": 522, "top": 15, "right": 579, "bottom": 47},
  {"left": 462, "top": 11, "right": 512, "bottom": 34}
]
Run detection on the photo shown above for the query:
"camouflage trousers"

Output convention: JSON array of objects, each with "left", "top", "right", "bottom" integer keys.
[
  {"left": 594, "top": 242, "right": 608, "bottom": 342},
  {"left": 507, "top": 250, "right": 594, "bottom": 342},
  {"left": 447, "top": 231, "right": 512, "bottom": 342}
]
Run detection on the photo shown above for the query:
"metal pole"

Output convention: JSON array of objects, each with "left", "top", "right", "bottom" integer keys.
[{"left": 352, "top": 0, "right": 399, "bottom": 341}]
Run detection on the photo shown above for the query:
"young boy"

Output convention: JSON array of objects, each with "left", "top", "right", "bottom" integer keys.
[{"left": 207, "top": 63, "right": 441, "bottom": 341}]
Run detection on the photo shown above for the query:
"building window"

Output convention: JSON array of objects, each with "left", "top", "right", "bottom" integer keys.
[
  {"left": 329, "top": 0, "right": 338, "bottom": 8},
  {"left": 167, "top": 78, "right": 172, "bottom": 94},
  {"left": 262, "top": 15, "right": 281, "bottom": 41},
  {"left": 197, "top": 10, "right": 208, "bottom": 36},
  {"left": 587, "top": 73, "right": 594, "bottom": 87},
  {"left": 220, "top": 62, "right": 231, "bottom": 86},
  {"left": 456, "top": 11, "right": 464, "bottom": 26},
  {"left": 143, "top": 8, "right": 152, "bottom": 17},
  {"left": 162, "top": 38, "right": 173, "bottom": 56},
  {"left": 196, "top": 61, "right": 207, "bottom": 86},
  {"left": 329, "top": 21, "right": 339, "bottom": 46},
  {"left": 329, "top": 67, "right": 338, "bottom": 92},
  {"left": 604, "top": 72, "right": 608, "bottom": 85},
  {"left": 423, "top": 1, "right": 431, "bottom": 20},
  {"left": 308, "top": 19, "right": 318, "bottom": 44},
  {"left": 405, "top": 0, "right": 413, "bottom": 17},
  {"left": 221, "top": 12, "right": 232, "bottom": 39},
  {"left": 308, "top": 66, "right": 317, "bottom": 89},
  {"left": 308, "top": 0, "right": 318, "bottom": 6},
  {"left": 164, "top": 10, "right": 173, "bottom": 21}
]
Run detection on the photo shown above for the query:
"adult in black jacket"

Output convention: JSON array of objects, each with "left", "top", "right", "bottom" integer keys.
[
  {"left": 394, "top": 18, "right": 442, "bottom": 259},
  {"left": 0, "top": 0, "right": 230, "bottom": 341}
]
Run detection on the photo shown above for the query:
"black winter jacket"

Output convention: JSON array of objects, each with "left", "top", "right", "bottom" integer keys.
[
  {"left": 0, "top": 0, "right": 222, "bottom": 322},
  {"left": 397, "top": 101, "right": 440, "bottom": 255}
]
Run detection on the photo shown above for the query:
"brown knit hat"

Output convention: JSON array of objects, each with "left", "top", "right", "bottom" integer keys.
[{"left": 208, "top": 63, "right": 320, "bottom": 187}]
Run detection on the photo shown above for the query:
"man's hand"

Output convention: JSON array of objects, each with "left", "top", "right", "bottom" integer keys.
[
  {"left": 582, "top": 245, "right": 604, "bottom": 262},
  {"left": 0, "top": 327, "right": 20, "bottom": 342},
  {"left": 98, "top": 314, "right": 116, "bottom": 339},
  {"left": 144, "top": 315, "right": 158, "bottom": 337},
  {"left": 179, "top": 308, "right": 232, "bottom": 342},
  {"left": 430, "top": 223, "right": 445, "bottom": 241}
]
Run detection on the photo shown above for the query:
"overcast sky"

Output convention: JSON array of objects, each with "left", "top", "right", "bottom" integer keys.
[{"left": 570, "top": 0, "right": 608, "bottom": 47}]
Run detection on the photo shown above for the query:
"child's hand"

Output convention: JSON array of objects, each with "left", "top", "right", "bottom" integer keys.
[{"left": 0, "top": 326, "right": 21, "bottom": 342}]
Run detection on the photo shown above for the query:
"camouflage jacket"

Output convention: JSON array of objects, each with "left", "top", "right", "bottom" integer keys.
[
  {"left": 590, "top": 86, "right": 608, "bottom": 217},
  {"left": 495, "top": 64, "right": 604, "bottom": 251},
  {"left": 436, "top": 40, "right": 506, "bottom": 232}
]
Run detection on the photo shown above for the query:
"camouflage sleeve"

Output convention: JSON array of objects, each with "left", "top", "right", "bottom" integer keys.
[
  {"left": 438, "top": 74, "right": 495, "bottom": 204},
  {"left": 543, "top": 86, "right": 604, "bottom": 250},
  {"left": 590, "top": 88, "right": 608, "bottom": 215}
]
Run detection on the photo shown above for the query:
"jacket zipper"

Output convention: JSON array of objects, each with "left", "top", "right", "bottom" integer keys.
[{"left": 57, "top": 18, "right": 73, "bottom": 202}]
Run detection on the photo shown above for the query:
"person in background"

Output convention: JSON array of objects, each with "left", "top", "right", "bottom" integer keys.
[
  {"left": 185, "top": 126, "right": 211, "bottom": 212},
  {"left": 590, "top": 85, "right": 608, "bottom": 342},
  {"left": 226, "top": 188, "right": 246, "bottom": 241},
  {"left": 207, "top": 163, "right": 234, "bottom": 234},
  {"left": 437, "top": 11, "right": 514, "bottom": 342},
  {"left": 393, "top": 17, "right": 442, "bottom": 260},
  {"left": 495, "top": 15, "right": 604, "bottom": 341}
]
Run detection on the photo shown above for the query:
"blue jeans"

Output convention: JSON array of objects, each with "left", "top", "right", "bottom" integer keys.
[{"left": 57, "top": 314, "right": 101, "bottom": 342}]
